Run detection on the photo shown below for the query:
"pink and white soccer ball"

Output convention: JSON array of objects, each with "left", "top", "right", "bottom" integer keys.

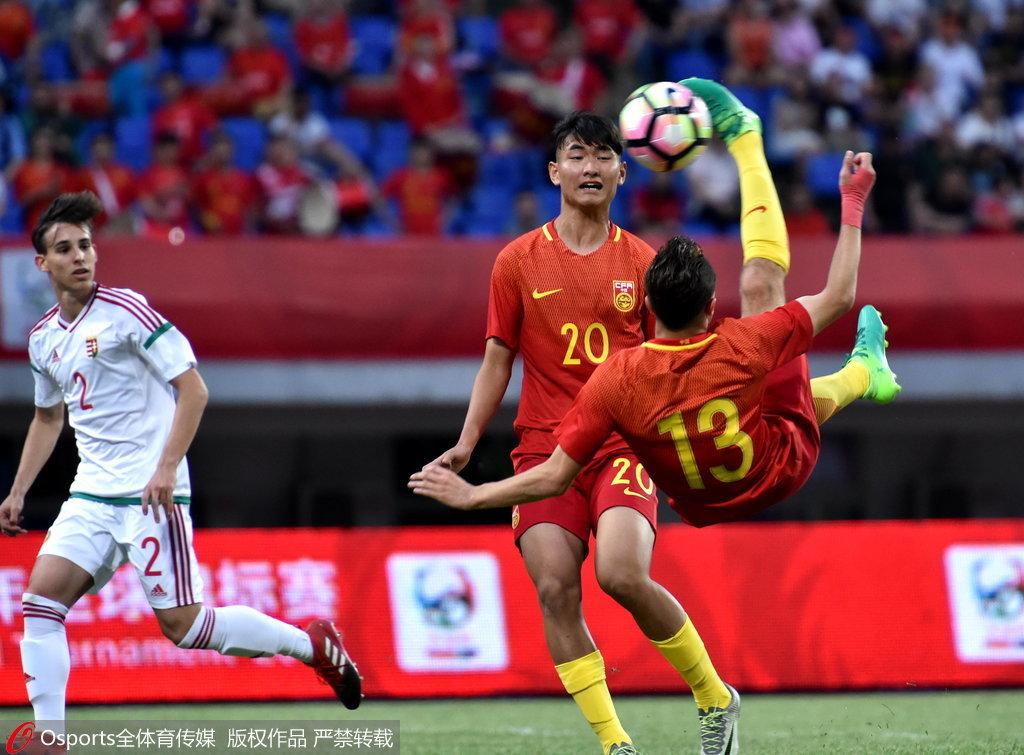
[{"left": 619, "top": 82, "right": 712, "bottom": 172}]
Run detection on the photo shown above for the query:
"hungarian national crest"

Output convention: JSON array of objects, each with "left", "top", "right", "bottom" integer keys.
[
  {"left": 85, "top": 336, "right": 99, "bottom": 358},
  {"left": 613, "top": 280, "right": 636, "bottom": 312}
]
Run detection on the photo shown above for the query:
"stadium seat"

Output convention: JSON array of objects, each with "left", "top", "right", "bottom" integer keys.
[
  {"left": 350, "top": 17, "right": 395, "bottom": 75},
  {"left": 457, "top": 16, "right": 499, "bottom": 59},
  {"left": 329, "top": 118, "right": 373, "bottom": 164},
  {"left": 667, "top": 49, "right": 721, "bottom": 83},
  {"left": 469, "top": 185, "right": 515, "bottom": 225},
  {"left": 264, "top": 12, "right": 300, "bottom": 77},
  {"left": 372, "top": 121, "right": 410, "bottom": 180},
  {"left": 806, "top": 151, "right": 846, "bottom": 197},
  {"left": 537, "top": 186, "right": 562, "bottom": 219},
  {"left": 114, "top": 115, "right": 152, "bottom": 172},
  {"left": 75, "top": 120, "right": 109, "bottom": 164},
  {"left": 0, "top": 194, "right": 23, "bottom": 233},
  {"left": 181, "top": 45, "right": 226, "bottom": 86},
  {"left": 221, "top": 118, "right": 266, "bottom": 172},
  {"left": 479, "top": 151, "right": 522, "bottom": 191},
  {"left": 40, "top": 41, "right": 73, "bottom": 82}
]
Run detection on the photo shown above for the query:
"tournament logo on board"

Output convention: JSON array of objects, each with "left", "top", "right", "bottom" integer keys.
[
  {"left": 386, "top": 552, "right": 509, "bottom": 672},
  {"left": 613, "top": 280, "right": 636, "bottom": 312},
  {"left": 945, "top": 544, "right": 1024, "bottom": 662}
]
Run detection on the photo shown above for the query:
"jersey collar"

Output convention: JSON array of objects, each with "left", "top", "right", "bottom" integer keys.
[
  {"left": 642, "top": 333, "right": 718, "bottom": 351},
  {"left": 56, "top": 283, "right": 99, "bottom": 333}
]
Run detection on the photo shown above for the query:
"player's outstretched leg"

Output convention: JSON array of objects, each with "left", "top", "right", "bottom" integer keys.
[
  {"left": 811, "top": 305, "right": 901, "bottom": 425},
  {"left": 698, "top": 682, "right": 740, "bottom": 755},
  {"left": 684, "top": 77, "right": 788, "bottom": 315}
]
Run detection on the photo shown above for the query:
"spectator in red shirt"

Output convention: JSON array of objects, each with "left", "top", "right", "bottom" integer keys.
[
  {"left": 72, "top": 132, "right": 137, "bottom": 233},
  {"left": 397, "top": 0, "right": 454, "bottom": 62},
  {"left": 145, "top": 0, "right": 193, "bottom": 52},
  {"left": 206, "top": 16, "right": 292, "bottom": 117},
  {"left": 106, "top": 0, "right": 156, "bottom": 116},
  {"left": 574, "top": 0, "right": 639, "bottom": 74},
  {"left": 382, "top": 139, "right": 452, "bottom": 235},
  {"left": 256, "top": 133, "right": 312, "bottom": 233},
  {"left": 0, "top": 0, "right": 34, "bottom": 61},
  {"left": 11, "top": 127, "right": 69, "bottom": 229},
  {"left": 499, "top": 0, "right": 557, "bottom": 69},
  {"left": 193, "top": 131, "right": 257, "bottom": 234},
  {"left": 153, "top": 71, "right": 218, "bottom": 165},
  {"left": 138, "top": 131, "right": 190, "bottom": 235},
  {"left": 727, "top": 0, "right": 776, "bottom": 86},
  {"left": 784, "top": 184, "right": 830, "bottom": 236},
  {"left": 631, "top": 172, "right": 685, "bottom": 237},
  {"left": 294, "top": 0, "right": 353, "bottom": 87}
]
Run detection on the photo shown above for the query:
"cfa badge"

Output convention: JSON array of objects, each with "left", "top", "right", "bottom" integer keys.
[
  {"left": 613, "top": 280, "right": 636, "bottom": 312},
  {"left": 512, "top": 505, "right": 520, "bottom": 529}
]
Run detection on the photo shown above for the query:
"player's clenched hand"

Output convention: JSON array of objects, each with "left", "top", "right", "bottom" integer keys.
[
  {"left": 0, "top": 494, "right": 28, "bottom": 536},
  {"left": 142, "top": 463, "right": 177, "bottom": 523},
  {"left": 428, "top": 443, "right": 473, "bottom": 475},
  {"left": 408, "top": 467, "right": 476, "bottom": 509},
  {"left": 838, "top": 150, "right": 875, "bottom": 195}
]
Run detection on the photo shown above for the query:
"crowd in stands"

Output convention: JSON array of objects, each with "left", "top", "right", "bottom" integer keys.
[{"left": 1, "top": 0, "right": 1023, "bottom": 238}]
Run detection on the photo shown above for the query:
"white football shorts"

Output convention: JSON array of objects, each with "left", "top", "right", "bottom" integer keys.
[{"left": 38, "top": 498, "right": 205, "bottom": 609}]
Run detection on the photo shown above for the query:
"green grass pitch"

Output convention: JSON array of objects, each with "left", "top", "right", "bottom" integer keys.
[{"left": 6, "top": 690, "right": 1024, "bottom": 753}]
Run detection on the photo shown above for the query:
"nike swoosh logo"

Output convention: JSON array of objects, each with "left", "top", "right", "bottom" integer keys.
[
  {"left": 532, "top": 288, "right": 563, "bottom": 299},
  {"left": 744, "top": 205, "right": 767, "bottom": 217}
]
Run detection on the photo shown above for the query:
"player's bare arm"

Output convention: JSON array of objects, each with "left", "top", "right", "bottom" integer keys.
[
  {"left": 0, "top": 404, "right": 64, "bottom": 536},
  {"left": 411, "top": 446, "right": 582, "bottom": 510},
  {"left": 430, "top": 337, "right": 514, "bottom": 473},
  {"left": 796, "top": 151, "right": 876, "bottom": 335},
  {"left": 141, "top": 367, "right": 209, "bottom": 523}
]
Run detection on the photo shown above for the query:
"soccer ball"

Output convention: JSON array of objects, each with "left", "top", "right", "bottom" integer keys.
[{"left": 619, "top": 82, "right": 712, "bottom": 172}]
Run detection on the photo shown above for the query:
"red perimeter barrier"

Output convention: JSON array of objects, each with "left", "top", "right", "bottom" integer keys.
[
  {"left": 1, "top": 235, "right": 1021, "bottom": 360},
  {"left": 1, "top": 520, "right": 1022, "bottom": 705}
]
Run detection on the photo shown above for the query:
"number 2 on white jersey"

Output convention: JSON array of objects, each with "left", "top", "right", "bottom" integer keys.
[{"left": 72, "top": 371, "right": 94, "bottom": 411}]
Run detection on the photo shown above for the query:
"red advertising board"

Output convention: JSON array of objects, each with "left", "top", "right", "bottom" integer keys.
[{"left": 1, "top": 520, "right": 1023, "bottom": 705}]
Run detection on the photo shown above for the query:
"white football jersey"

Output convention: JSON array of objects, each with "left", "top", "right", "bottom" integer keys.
[{"left": 28, "top": 284, "right": 198, "bottom": 501}]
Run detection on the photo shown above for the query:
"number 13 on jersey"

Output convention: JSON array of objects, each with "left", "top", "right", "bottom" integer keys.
[{"left": 657, "top": 398, "right": 753, "bottom": 490}]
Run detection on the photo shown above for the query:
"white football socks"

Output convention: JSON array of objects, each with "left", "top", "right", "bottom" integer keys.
[
  {"left": 178, "top": 605, "right": 313, "bottom": 663},
  {"left": 20, "top": 593, "right": 70, "bottom": 736}
]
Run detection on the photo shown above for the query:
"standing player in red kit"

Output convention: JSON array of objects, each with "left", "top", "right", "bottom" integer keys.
[
  {"left": 413, "top": 145, "right": 897, "bottom": 752},
  {"left": 427, "top": 112, "right": 738, "bottom": 755}
]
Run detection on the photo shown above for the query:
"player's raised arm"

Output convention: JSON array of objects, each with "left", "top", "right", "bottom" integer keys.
[
  {"left": 429, "top": 337, "right": 515, "bottom": 473},
  {"left": 0, "top": 404, "right": 64, "bottom": 536},
  {"left": 411, "top": 446, "right": 583, "bottom": 510},
  {"left": 141, "top": 367, "right": 209, "bottom": 523},
  {"left": 797, "top": 151, "right": 876, "bottom": 335}
]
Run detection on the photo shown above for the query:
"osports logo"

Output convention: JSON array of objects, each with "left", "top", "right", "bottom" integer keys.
[{"left": 6, "top": 721, "right": 34, "bottom": 753}]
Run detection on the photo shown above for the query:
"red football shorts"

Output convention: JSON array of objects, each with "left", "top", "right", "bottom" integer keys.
[
  {"left": 511, "top": 451, "right": 659, "bottom": 546},
  {"left": 670, "top": 355, "right": 822, "bottom": 527}
]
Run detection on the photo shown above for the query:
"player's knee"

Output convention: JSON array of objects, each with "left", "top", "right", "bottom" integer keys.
[
  {"left": 740, "top": 259, "right": 785, "bottom": 314},
  {"left": 595, "top": 569, "right": 647, "bottom": 607},
  {"left": 534, "top": 576, "right": 582, "bottom": 619},
  {"left": 156, "top": 605, "right": 201, "bottom": 645}
]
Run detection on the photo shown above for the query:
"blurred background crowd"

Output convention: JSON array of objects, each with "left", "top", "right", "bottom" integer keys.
[{"left": 1, "top": 0, "right": 1023, "bottom": 239}]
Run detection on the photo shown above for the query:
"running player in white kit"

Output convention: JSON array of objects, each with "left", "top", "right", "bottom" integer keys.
[{"left": 0, "top": 192, "right": 362, "bottom": 738}]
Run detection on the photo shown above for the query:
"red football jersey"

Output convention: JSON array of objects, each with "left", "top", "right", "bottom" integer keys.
[
  {"left": 556, "top": 301, "right": 815, "bottom": 512},
  {"left": 487, "top": 221, "right": 655, "bottom": 459}
]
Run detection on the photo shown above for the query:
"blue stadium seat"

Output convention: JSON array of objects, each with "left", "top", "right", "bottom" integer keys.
[
  {"left": 372, "top": 120, "right": 410, "bottom": 179},
  {"left": 40, "top": 41, "right": 73, "bottom": 82},
  {"left": 457, "top": 16, "right": 499, "bottom": 58},
  {"left": 0, "top": 194, "right": 23, "bottom": 233},
  {"left": 329, "top": 118, "right": 372, "bottom": 164},
  {"left": 75, "top": 120, "right": 110, "bottom": 164},
  {"left": 469, "top": 185, "right": 515, "bottom": 225},
  {"left": 350, "top": 17, "right": 395, "bottom": 75},
  {"left": 181, "top": 45, "right": 226, "bottom": 86},
  {"left": 479, "top": 151, "right": 522, "bottom": 191},
  {"left": 264, "top": 12, "right": 300, "bottom": 77},
  {"left": 667, "top": 49, "right": 721, "bottom": 83},
  {"left": 806, "top": 151, "right": 846, "bottom": 198},
  {"left": 221, "top": 118, "right": 266, "bottom": 172},
  {"left": 115, "top": 115, "right": 152, "bottom": 172},
  {"left": 537, "top": 186, "right": 561, "bottom": 219}
]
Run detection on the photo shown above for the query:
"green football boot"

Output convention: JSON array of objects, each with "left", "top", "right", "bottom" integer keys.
[
  {"left": 680, "top": 77, "right": 762, "bottom": 146},
  {"left": 609, "top": 744, "right": 641, "bottom": 755},
  {"left": 846, "top": 305, "right": 901, "bottom": 404}
]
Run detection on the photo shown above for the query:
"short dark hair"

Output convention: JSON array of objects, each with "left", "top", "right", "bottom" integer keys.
[
  {"left": 645, "top": 236, "right": 717, "bottom": 330},
  {"left": 549, "top": 111, "right": 623, "bottom": 161},
  {"left": 32, "top": 191, "right": 103, "bottom": 255}
]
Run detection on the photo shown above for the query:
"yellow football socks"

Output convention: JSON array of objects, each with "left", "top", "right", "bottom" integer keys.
[
  {"left": 652, "top": 619, "right": 731, "bottom": 711},
  {"left": 729, "top": 132, "right": 790, "bottom": 272},
  {"left": 810, "top": 362, "right": 870, "bottom": 425},
  {"left": 555, "top": 650, "right": 632, "bottom": 754}
]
